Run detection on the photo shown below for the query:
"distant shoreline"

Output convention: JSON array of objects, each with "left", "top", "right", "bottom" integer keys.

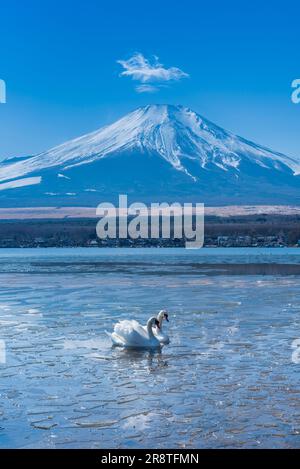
[{"left": 0, "top": 205, "right": 300, "bottom": 220}]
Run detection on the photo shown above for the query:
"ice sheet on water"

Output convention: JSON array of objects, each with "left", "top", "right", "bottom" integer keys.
[{"left": 0, "top": 248, "right": 300, "bottom": 448}]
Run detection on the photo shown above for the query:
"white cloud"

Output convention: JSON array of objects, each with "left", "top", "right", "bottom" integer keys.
[
  {"left": 135, "top": 84, "right": 159, "bottom": 94},
  {"left": 117, "top": 53, "right": 189, "bottom": 91}
]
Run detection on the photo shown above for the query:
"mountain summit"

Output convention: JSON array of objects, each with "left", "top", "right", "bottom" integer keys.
[{"left": 1, "top": 104, "right": 300, "bottom": 206}]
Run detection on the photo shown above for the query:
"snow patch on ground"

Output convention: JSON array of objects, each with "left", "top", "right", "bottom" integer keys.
[{"left": 0, "top": 176, "right": 41, "bottom": 191}]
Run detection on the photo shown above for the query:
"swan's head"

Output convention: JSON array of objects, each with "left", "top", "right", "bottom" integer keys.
[{"left": 158, "top": 310, "right": 169, "bottom": 322}]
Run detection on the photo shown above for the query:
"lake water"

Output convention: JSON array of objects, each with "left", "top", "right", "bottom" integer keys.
[{"left": 0, "top": 248, "right": 300, "bottom": 448}]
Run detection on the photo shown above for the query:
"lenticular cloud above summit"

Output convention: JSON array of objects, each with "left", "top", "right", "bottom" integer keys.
[
  {"left": 117, "top": 53, "right": 189, "bottom": 92},
  {"left": 0, "top": 104, "right": 299, "bottom": 207}
]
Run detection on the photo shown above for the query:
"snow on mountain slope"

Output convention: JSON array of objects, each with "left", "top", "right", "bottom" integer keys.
[
  {"left": 0, "top": 104, "right": 299, "bottom": 206},
  {"left": 1, "top": 104, "right": 300, "bottom": 183},
  {"left": 0, "top": 176, "right": 41, "bottom": 191}
]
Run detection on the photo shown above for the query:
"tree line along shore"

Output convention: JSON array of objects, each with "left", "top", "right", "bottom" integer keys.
[
  {"left": 0, "top": 214, "right": 299, "bottom": 248},
  {"left": 0, "top": 214, "right": 300, "bottom": 248}
]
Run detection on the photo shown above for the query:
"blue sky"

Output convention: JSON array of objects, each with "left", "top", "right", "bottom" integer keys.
[{"left": 0, "top": 0, "right": 300, "bottom": 159}]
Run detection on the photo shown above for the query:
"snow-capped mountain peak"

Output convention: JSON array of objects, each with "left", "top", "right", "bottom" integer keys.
[{"left": 0, "top": 104, "right": 299, "bottom": 206}]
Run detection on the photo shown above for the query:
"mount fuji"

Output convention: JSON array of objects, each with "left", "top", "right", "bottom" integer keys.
[{"left": 1, "top": 104, "right": 300, "bottom": 207}]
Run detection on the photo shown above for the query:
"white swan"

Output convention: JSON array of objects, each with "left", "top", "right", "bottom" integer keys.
[
  {"left": 153, "top": 310, "right": 170, "bottom": 345},
  {"left": 108, "top": 316, "right": 161, "bottom": 349}
]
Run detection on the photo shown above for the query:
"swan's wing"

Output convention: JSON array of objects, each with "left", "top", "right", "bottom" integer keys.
[
  {"left": 111, "top": 332, "right": 127, "bottom": 346},
  {"left": 105, "top": 329, "right": 125, "bottom": 346},
  {"left": 113, "top": 319, "right": 149, "bottom": 347},
  {"left": 114, "top": 319, "right": 140, "bottom": 336}
]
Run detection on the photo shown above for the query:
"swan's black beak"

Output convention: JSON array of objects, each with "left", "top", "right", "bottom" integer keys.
[
  {"left": 164, "top": 313, "right": 169, "bottom": 322},
  {"left": 155, "top": 319, "right": 160, "bottom": 329}
]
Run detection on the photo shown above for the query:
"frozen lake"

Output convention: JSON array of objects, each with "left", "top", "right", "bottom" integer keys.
[{"left": 0, "top": 248, "right": 300, "bottom": 448}]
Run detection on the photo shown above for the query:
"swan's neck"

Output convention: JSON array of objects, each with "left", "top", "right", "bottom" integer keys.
[
  {"left": 146, "top": 319, "right": 155, "bottom": 338},
  {"left": 157, "top": 315, "right": 164, "bottom": 330}
]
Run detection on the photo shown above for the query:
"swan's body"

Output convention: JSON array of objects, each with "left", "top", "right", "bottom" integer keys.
[
  {"left": 108, "top": 317, "right": 161, "bottom": 349},
  {"left": 153, "top": 310, "right": 170, "bottom": 344}
]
